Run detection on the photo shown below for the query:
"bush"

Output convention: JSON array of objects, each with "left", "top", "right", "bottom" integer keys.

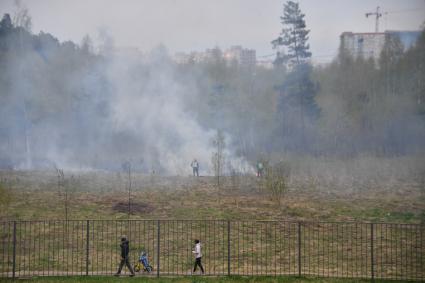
[{"left": 263, "top": 162, "right": 290, "bottom": 206}]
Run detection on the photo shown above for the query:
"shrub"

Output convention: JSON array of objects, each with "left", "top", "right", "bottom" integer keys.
[{"left": 263, "top": 162, "right": 290, "bottom": 206}]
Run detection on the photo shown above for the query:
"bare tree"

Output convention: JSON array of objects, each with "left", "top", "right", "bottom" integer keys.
[
  {"left": 122, "top": 161, "right": 132, "bottom": 219},
  {"left": 211, "top": 130, "right": 225, "bottom": 201},
  {"left": 13, "top": 0, "right": 33, "bottom": 169},
  {"left": 55, "top": 168, "right": 70, "bottom": 221},
  {"left": 229, "top": 165, "right": 241, "bottom": 208},
  {"left": 13, "top": 0, "right": 32, "bottom": 31}
]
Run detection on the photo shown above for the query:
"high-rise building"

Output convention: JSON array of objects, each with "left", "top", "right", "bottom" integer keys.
[
  {"left": 173, "top": 52, "right": 191, "bottom": 64},
  {"left": 340, "top": 30, "right": 421, "bottom": 61},
  {"left": 340, "top": 32, "right": 386, "bottom": 61},
  {"left": 172, "top": 45, "right": 257, "bottom": 66},
  {"left": 224, "top": 45, "right": 256, "bottom": 67}
]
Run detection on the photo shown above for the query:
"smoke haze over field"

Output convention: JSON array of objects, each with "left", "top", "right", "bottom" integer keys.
[
  {"left": 0, "top": 1, "right": 424, "bottom": 177},
  {"left": 104, "top": 48, "right": 250, "bottom": 175},
  {"left": 0, "top": 17, "right": 251, "bottom": 174}
]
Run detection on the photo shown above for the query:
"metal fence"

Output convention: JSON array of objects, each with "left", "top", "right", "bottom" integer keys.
[{"left": 0, "top": 220, "right": 423, "bottom": 280}]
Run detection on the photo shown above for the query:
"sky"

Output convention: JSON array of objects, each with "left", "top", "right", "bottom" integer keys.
[{"left": 1, "top": 0, "right": 424, "bottom": 63}]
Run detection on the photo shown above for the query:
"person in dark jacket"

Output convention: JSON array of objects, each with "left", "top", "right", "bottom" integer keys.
[{"left": 114, "top": 237, "right": 135, "bottom": 277}]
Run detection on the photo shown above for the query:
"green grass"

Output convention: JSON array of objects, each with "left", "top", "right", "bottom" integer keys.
[{"left": 0, "top": 276, "right": 411, "bottom": 283}]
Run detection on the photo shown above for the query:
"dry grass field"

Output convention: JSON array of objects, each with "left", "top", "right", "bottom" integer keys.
[
  {"left": 0, "top": 157, "right": 424, "bottom": 281},
  {"left": 0, "top": 159, "right": 424, "bottom": 223}
]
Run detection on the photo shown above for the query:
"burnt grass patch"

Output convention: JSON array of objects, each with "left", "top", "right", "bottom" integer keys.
[{"left": 112, "top": 201, "right": 155, "bottom": 215}]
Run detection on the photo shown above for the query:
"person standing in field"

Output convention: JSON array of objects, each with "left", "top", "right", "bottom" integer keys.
[
  {"left": 192, "top": 239, "right": 204, "bottom": 274},
  {"left": 256, "top": 161, "right": 264, "bottom": 177},
  {"left": 191, "top": 159, "right": 199, "bottom": 177},
  {"left": 115, "top": 237, "right": 135, "bottom": 277}
]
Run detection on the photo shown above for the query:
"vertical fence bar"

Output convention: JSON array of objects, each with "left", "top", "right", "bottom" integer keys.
[
  {"left": 421, "top": 225, "right": 423, "bottom": 281},
  {"left": 86, "top": 220, "right": 89, "bottom": 276},
  {"left": 298, "top": 222, "right": 301, "bottom": 277},
  {"left": 156, "top": 220, "right": 160, "bottom": 278},
  {"left": 2, "top": 220, "right": 423, "bottom": 280},
  {"left": 371, "top": 223, "right": 374, "bottom": 281},
  {"left": 227, "top": 220, "right": 231, "bottom": 276},
  {"left": 12, "top": 221, "right": 16, "bottom": 279}
]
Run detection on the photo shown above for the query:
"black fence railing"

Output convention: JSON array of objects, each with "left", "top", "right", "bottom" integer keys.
[{"left": 0, "top": 220, "right": 423, "bottom": 280}]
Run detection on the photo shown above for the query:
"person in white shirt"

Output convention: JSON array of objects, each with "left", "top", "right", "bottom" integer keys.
[
  {"left": 191, "top": 159, "right": 199, "bottom": 177},
  {"left": 192, "top": 239, "right": 204, "bottom": 274}
]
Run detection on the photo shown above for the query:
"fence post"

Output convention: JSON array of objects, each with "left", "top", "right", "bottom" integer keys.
[
  {"left": 227, "top": 220, "right": 231, "bottom": 276},
  {"left": 421, "top": 225, "right": 423, "bottom": 282},
  {"left": 156, "top": 220, "right": 160, "bottom": 278},
  {"left": 370, "top": 223, "right": 374, "bottom": 282},
  {"left": 298, "top": 222, "right": 302, "bottom": 277},
  {"left": 86, "top": 220, "right": 89, "bottom": 276},
  {"left": 12, "top": 221, "right": 16, "bottom": 279}
]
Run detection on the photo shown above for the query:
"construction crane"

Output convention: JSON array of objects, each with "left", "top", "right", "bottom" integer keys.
[{"left": 366, "top": 6, "right": 383, "bottom": 33}]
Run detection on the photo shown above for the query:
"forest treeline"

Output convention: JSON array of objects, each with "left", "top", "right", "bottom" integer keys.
[{"left": 0, "top": 12, "right": 424, "bottom": 171}]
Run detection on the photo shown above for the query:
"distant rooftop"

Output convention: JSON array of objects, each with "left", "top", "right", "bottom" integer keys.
[{"left": 341, "top": 32, "right": 385, "bottom": 36}]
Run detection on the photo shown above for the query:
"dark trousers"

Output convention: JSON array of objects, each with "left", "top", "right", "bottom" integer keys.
[
  {"left": 193, "top": 257, "right": 204, "bottom": 273},
  {"left": 117, "top": 257, "right": 135, "bottom": 274},
  {"left": 193, "top": 167, "right": 199, "bottom": 176}
]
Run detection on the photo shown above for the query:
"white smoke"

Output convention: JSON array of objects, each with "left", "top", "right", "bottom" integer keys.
[{"left": 104, "top": 47, "right": 250, "bottom": 175}]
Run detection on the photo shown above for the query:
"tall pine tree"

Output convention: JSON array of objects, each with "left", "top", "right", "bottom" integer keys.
[
  {"left": 272, "top": 1, "right": 319, "bottom": 152},
  {"left": 272, "top": 1, "right": 311, "bottom": 66}
]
